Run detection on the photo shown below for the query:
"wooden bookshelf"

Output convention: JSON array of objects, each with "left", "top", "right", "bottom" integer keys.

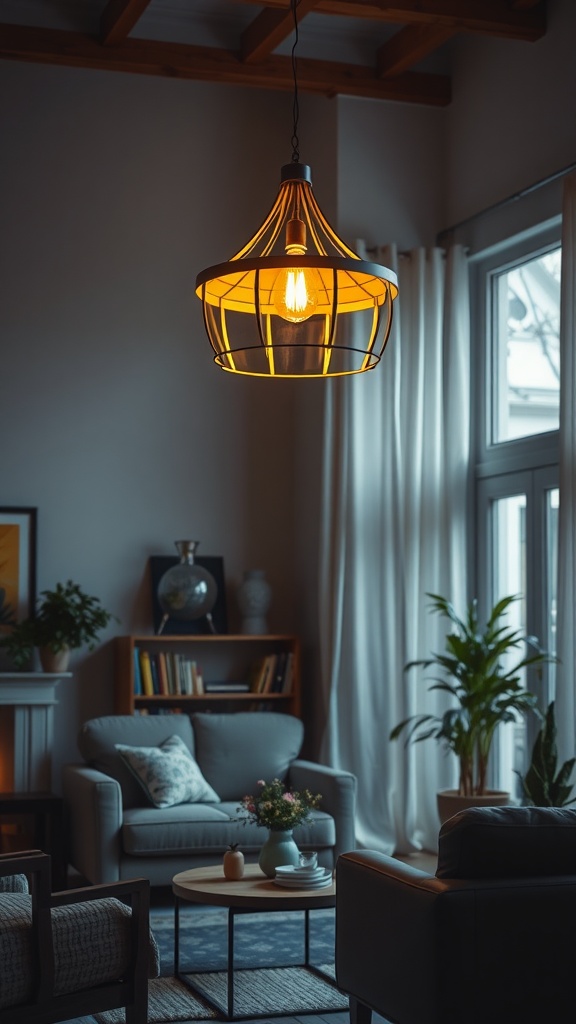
[{"left": 114, "top": 634, "right": 301, "bottom": 718}]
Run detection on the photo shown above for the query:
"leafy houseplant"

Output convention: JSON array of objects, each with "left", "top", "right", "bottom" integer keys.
[
  {"left": 517, "top": 701, "right": 576, "bottom": 807},
  {"left": 0, "top": 579, "right": 115, "bottom": 671},
  {"left": 390, "top": 593, "right": 552, "bottom": 800}
]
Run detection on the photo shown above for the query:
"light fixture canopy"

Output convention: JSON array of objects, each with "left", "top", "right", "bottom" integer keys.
[{"left": 196, "top": 163, "right": 398, "bottom": 378}]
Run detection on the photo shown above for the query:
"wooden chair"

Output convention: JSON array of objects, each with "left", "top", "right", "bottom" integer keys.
[{"left": 0, "top": 848, "right": 158, "bottom": 1024}]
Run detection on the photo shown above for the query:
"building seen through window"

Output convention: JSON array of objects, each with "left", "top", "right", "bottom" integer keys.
[{"left": 494, "top": 248, "right": 561, "bottom": 443}]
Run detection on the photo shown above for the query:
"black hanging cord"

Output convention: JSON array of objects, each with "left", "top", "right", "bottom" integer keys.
[{"left": 290, "top": 0, "right": 300, "bottom": 163}]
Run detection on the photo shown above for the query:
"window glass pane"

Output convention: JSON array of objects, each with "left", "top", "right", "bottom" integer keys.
[
  {"left": 492, "top": 494, "right": 527, "bottom": 799},
  {"left": 490, "top": 487, "right": 558, "bottom": 798},
  {"left": 492, "top": 248, "right": 561, "bottom": 443}
]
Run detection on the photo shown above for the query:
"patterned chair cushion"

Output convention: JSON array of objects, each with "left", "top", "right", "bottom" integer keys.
[{"left": 0, "top": 893, "right": 160, "bottom": 1010}]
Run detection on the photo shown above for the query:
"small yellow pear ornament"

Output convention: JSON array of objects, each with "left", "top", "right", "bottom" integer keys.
[{"left": 223, "top": 843, "right": 245, "bottom": 880}]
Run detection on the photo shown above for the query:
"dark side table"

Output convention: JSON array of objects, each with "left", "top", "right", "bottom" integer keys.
[{"left": 0, "top": 791, "right": 66, "bottom": 890}]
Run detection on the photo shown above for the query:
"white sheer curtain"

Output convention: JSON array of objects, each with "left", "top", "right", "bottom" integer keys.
[
  {"left": 319, "top": 244, "right": 470, "bottom": 854},
  {"left": 555, "top": 173, "right": 576, "bottom": 765}
]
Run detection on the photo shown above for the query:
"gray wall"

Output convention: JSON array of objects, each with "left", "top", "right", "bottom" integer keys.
[
  {"left": 0, "top": 63, "right": 338, "bottom": 778},
  {"left": 445, "top": 0, "right": 576, "bottom": 231},
  {"left": 1, "top": 0, "right": 575, "bottom": 787}
]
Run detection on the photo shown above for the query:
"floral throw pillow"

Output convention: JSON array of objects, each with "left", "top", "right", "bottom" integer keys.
[{"left": 115, "top": 734, "right": 220, "bottom": 808}]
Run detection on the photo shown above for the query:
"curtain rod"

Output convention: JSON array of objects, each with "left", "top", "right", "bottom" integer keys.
[{"left": 436, "top": 161, "right": 576, "bottom": 244}]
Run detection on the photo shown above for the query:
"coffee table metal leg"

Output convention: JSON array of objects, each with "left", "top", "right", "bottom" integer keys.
[
  {"left": 174, "top": 897, "right": 180, "bottom": 975},
  {"left": 227, "top": 908, "right": 235, "bottom": 1018},
  {"left": 304, "top": 908, "right": 310, "bottom": 965}
]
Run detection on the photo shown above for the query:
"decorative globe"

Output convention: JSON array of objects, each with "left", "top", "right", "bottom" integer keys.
[{"left": 157, "top": 541, "right": 217, "bottom": 631}]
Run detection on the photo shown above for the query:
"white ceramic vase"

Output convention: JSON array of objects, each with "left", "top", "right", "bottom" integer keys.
[{"left": 237, "top": 569, "right": 272, "bottom": 635}]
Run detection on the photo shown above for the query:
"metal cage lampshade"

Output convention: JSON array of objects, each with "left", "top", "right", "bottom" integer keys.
[{"left": 195, "top": 163, "right": 398, "bottom": 378}]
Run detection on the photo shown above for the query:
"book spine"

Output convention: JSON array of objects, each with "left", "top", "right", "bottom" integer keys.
[
  {"left": 271, "top": 651, "right": 287, "bottom": 693},
  {"left": 157, "top": 651, "right": 169, "bottom": 695},
  {"left": 260, "top": 654, "right": 277, "bottom": 694},
  {"left": 170, "top": 653, "right": 181, "bottom": 695},
  {"left": 182, "top": 659, "right": 193, "bottom": 695},
  {"left": 196, "top": 663, "right": 205, "bottom": 694},
  {"left": 133, "top": 648, "right": 142, "bottom": 695},
  {"left": 149, "top": 654, "right": 160, "bottom": 695},
  {"left": 168, "top": 652, "right": 178, "bottom": 694},
  {"left": 281, "top": 651, "right": 294, "bottom": 693},
  {"left": 177, "top": 656, "right": 186, "bottom": 696},
  {"left": 139, "top": 650, "right": 154, "bottom": 697}
]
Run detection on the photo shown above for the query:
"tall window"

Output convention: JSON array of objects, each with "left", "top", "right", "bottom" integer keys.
[{"left": 472, "top": 222, "right": 561, "bottom": 796}]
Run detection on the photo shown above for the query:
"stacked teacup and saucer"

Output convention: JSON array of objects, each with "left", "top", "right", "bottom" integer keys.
[{"left": 273, "top": 852, "right": 333, "bottom": 889}]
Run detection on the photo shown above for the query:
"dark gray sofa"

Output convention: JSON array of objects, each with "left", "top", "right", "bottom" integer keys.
[{"left": 63, "top": 711, "right": 356, "bottom": 886}]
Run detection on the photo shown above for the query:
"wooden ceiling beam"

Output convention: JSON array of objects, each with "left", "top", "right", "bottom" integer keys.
[
  {"left": 241, "top": 0, "right": 319, "bottom": 63},
  {"left": 234, "top": 0, "right": 545, "bottom": 40},
  {"left": 100, "top": 0, "right": 153, "bottom": 46},
  {"left": 0, "top": 23, "right": 450, "bottom": 104},
  {"left": 377, "top": 23, "right": 456, "bottom": 77}
]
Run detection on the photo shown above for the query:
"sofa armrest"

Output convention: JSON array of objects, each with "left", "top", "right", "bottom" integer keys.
[
  {"left": 62, "top": 763, "right": 123, "bottom": 884},
  {"left": 335, "top": 850, "right": 448, "bottom": 1024},
  {"left": 289, "top": 759, "right": 357, "bottom": 858}
]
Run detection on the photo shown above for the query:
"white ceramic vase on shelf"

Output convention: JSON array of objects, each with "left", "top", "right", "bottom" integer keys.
[{"left": 237, "top": 569, "right": 272, "bottom": 635}]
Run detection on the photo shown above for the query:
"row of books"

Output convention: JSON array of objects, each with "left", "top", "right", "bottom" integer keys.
[
  {"left": 134, "top": 649, "right": 205, "bottom": 696},
  {"left": 247, "top": 651, "right": 294, "bottom": 694},
  {"left": 133, "top": 648, "right": 294, "bottom": 697}
]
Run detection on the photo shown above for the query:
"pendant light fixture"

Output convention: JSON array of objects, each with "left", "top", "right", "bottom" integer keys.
[{"left": 195, "top": 1, "right": 398, "bottom": 379}]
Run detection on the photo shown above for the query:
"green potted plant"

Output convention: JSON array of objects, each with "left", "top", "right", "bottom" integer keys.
[
  {"left": 390, "top": 592, "right": 553, "bottom": 822},
  {"left": 0, "top": 579, "right": 116, "bottom": 672},
  {"left": 517, "top": 701, "right": 576, "bottom": 807}
]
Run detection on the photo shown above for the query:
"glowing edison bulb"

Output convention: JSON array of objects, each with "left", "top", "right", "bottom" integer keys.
[
  {"left": 271, "top": 216, "right": 321, "bottom": 323},
  {"left": 272, "top": 267, "right": 319, "bottom": 322}
]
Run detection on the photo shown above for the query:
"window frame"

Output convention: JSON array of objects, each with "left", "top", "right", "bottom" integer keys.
[{"left": 471, "top": 218, "right": 561, "bottom": 785}]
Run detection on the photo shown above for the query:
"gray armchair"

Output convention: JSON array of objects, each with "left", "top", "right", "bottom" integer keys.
[
  {"left": 63, "top": 711, "right": 357, "bottom": 885},
  {"left": 0, "top": 848, "right": 159, "bottom": 1024},
  {"left": 335, "top": 806, "right": 576, "bottom": 1024}
]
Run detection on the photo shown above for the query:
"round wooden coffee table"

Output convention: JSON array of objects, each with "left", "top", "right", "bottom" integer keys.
[{"left": 172, "top": 863, "right": 338, "bottom": 1020}]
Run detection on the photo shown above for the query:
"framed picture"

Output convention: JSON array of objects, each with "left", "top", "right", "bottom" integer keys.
[
  {"left": 0, "top": 506, "right": 37, "bottom": 628},
  {"left": 149, "top": 555, "right": 228, "bottom": 635}
]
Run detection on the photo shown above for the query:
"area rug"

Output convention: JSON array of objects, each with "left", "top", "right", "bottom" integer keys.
[
  {"left": 95, "top": 904, "right": 348, "bottom": 1023},
  {"left": 95, "top": 976, "right": 216, "bottom": 1023},
  {"left": 153, "top": 903, "right": 338, "bottom": 975},
  {"left": 182, "top": 964, "right": 347, "bottom": 1017}
]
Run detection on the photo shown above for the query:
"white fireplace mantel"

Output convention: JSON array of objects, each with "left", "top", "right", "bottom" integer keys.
[{"left": 0, "top": 673, "right": 72, "bottom": 792}]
